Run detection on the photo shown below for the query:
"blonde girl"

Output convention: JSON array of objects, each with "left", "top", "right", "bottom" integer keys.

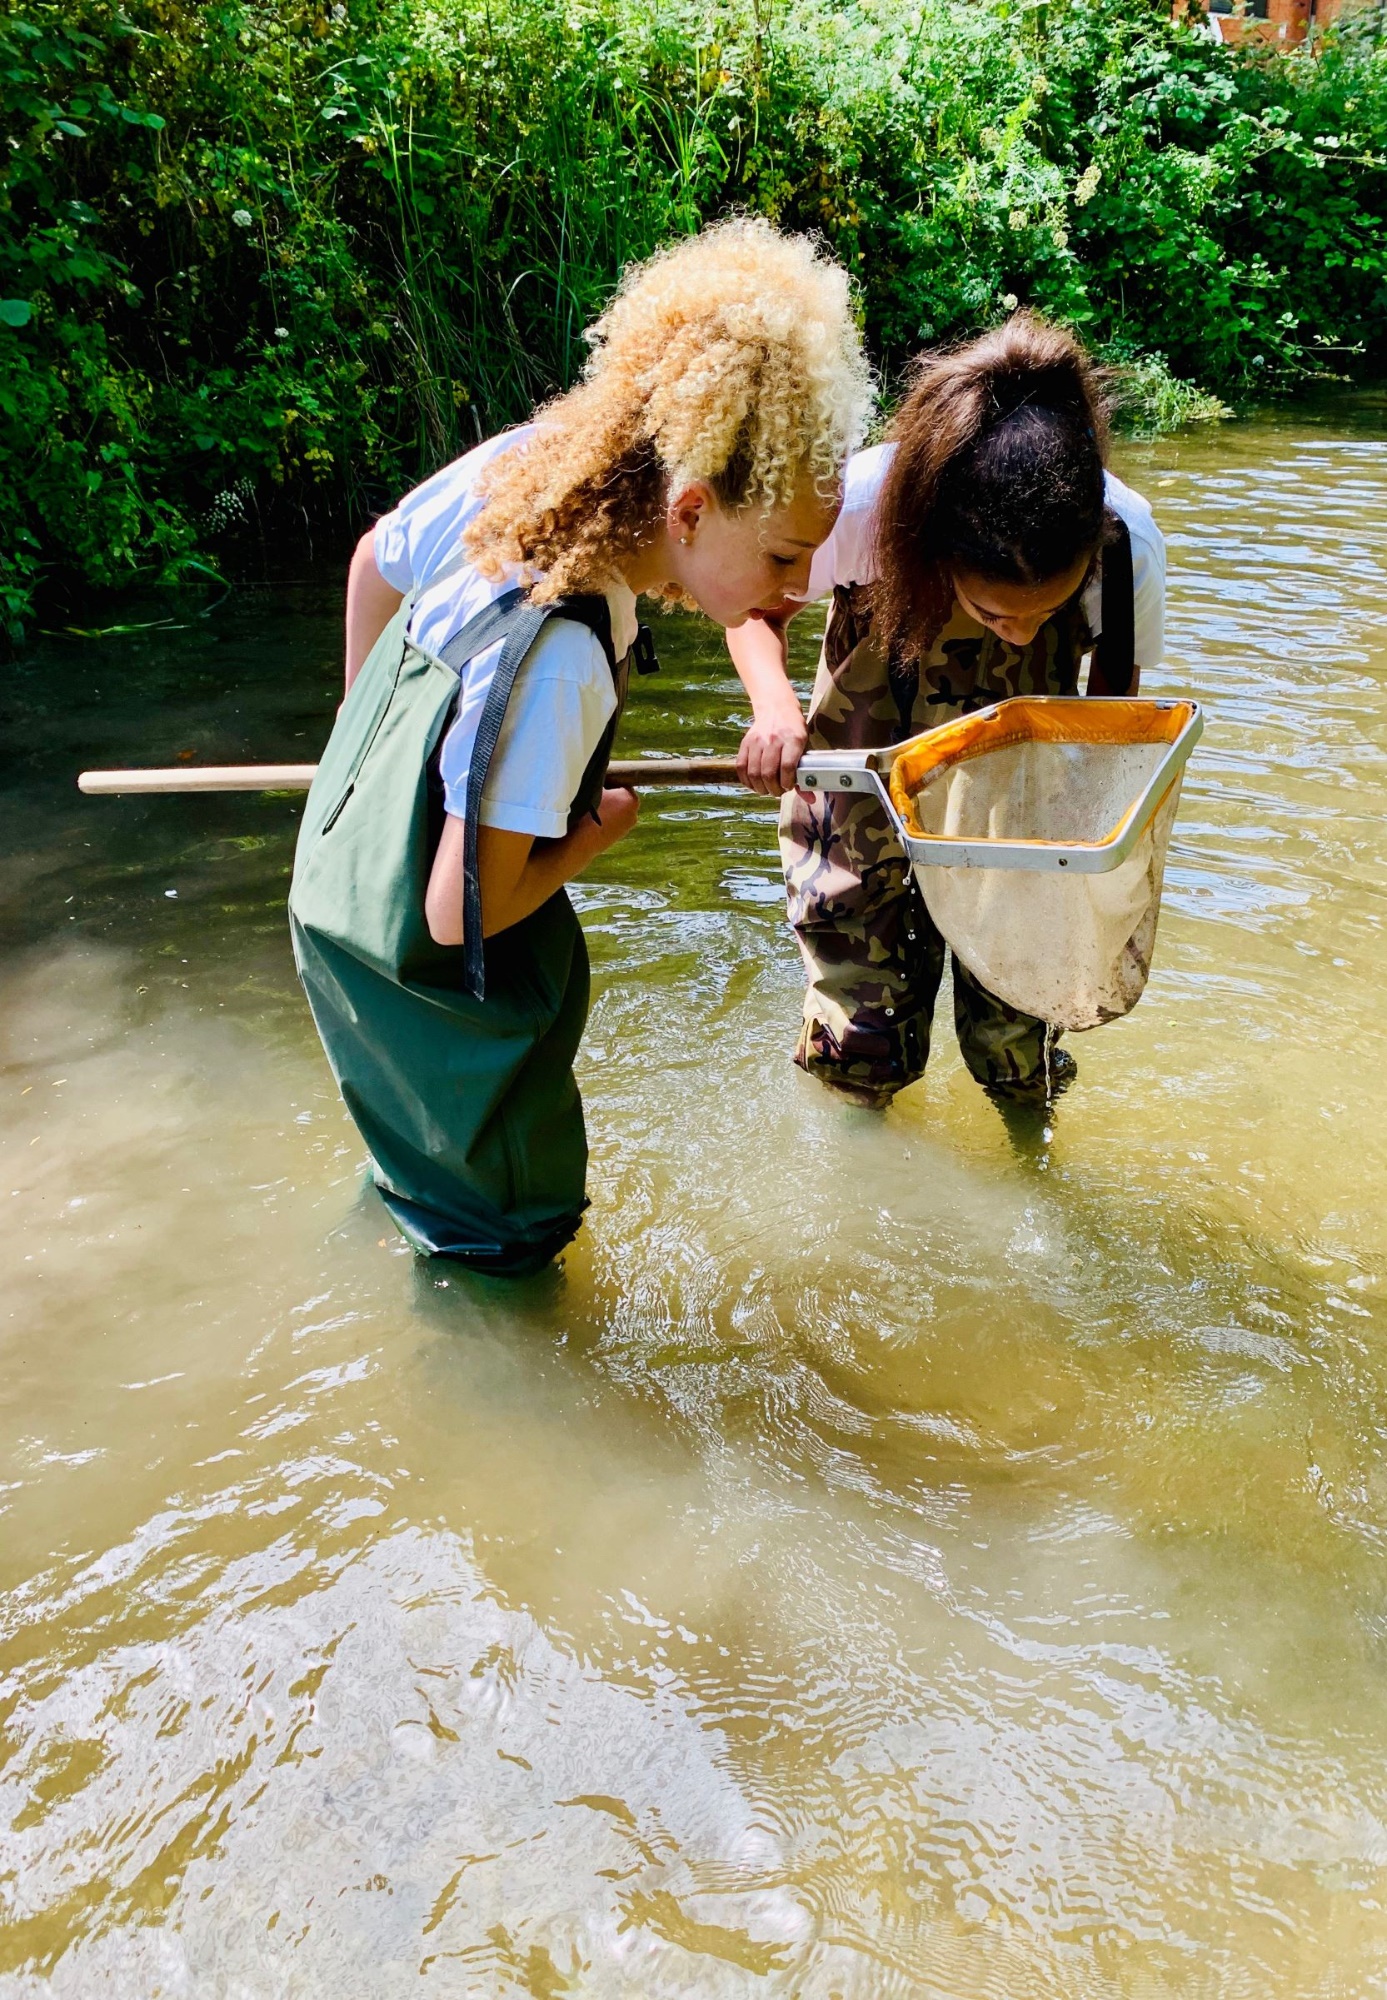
[{"left": 289, "top": 220, "right": 871, "bottom": 1273}]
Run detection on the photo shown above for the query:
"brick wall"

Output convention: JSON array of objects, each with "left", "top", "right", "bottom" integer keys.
[{"left": 1179, "top": 0, "right": 1353, "bottom": 47}]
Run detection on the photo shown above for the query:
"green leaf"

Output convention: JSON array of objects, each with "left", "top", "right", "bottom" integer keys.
[{"left": 0, "top": 300, "right": 33, "bottom": 328}]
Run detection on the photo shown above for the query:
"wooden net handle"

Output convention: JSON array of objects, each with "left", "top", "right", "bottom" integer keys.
[{"left": 77, "top": 756, "right": 745, "bottom": 797}]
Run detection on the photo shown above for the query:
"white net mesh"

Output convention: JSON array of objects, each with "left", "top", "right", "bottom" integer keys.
[{"left": 903, "top": 738, "right": 1185, "bottom": 1031}]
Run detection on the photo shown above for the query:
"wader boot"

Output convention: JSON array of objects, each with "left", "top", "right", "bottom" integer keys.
[
  {"left": 779, "top": 514, "right": 1136, "bottom": 1104},
  {"left": 288, "top": 584, "right": 649, "bottom": 1275}
]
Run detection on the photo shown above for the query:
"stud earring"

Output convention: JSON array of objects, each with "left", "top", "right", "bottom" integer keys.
[{"left": 679, "top": 535, "right": 691, "bottom": 546}]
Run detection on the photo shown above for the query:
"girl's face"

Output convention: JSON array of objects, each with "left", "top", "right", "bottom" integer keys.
[
  {"left": 660, "top": 476, "right": 841, "bottom": 627},
  {"left": 952, "top": 555, "right": 1091, "bottom": 649}
]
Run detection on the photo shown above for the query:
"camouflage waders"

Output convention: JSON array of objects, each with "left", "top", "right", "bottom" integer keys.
[{"left": 779, "top": 519, "right": 1135, "bottom": 1105}]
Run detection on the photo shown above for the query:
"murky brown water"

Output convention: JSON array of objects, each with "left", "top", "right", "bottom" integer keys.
[{"left": 3, "top": 404, "right": 1387, "bottom": 1997}]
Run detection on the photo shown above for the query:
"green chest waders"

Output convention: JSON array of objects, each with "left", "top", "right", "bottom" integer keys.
[{"left": 288, "top": 587, "right": 638, "bottom": 1275}]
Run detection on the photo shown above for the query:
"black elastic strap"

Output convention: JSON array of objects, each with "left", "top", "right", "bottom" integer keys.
[
  {"left": 437, "top": 585, "right": 623, "bottom": 998},
  {"left": 457, "top": 599, "right": 550, "bottom": 999},
  {"left": 1089, "top": 511, "right": 1136, "bottom": 697},
  {"left": 436, "top": 584, "right": 528, "bottom": 682},
  {"left": 431, "top": 585, "right": 535, "bottom": 1000}
]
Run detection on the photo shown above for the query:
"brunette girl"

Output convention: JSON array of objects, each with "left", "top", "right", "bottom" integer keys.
[
  {"left": 726, "top": 310, "right": 1167, "bottom": 1106},
  {"left": 290, "top": 220, "right": 871, "bottom": 1271}
]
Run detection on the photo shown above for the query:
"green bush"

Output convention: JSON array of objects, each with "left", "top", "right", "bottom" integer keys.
[{"left": 1, "top": 0, "right": 1384, "bottom": 639}]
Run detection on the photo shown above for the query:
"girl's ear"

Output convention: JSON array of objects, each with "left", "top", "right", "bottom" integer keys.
[{"left": 667, "top": 481, "right": 712, "bottom": 544}]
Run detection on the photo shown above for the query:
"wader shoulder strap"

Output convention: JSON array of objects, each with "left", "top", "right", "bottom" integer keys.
[
  {"left": 444, "top": 592, "right": 550, "bottom": 1002},
  {"left": 437, "top": 586, "right": 625, "bottom": 1001},
  {"left": 1089, "top": 510, "right": 1136, "bottom": 698},
  {"left": 558, "top": 594, "right": 624, "bottom": 830},
  {"left": 436, "top": 584, "right": 529, "bottom": 679}
]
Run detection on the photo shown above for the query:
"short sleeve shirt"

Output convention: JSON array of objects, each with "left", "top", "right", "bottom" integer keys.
[
  {"left": 799, "top": 444, "right": 1167, "bottom": 668},
  {"left": 373, "top": 428, "right": 637, "bottom": 838}
]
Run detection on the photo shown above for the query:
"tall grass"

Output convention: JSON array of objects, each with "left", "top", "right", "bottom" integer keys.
[{"left": 1, "top": 0, "right": 1384, "bottom": 638}]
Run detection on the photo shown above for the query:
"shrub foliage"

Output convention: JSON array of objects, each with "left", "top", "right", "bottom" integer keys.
[{"left": 1, "top": 0, "right": 1384, "bottom": 634}]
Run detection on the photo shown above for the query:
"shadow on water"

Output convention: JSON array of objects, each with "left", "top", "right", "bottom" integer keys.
[{"left": 3, "top": 410, "right": 1387, "bottom": 1997}]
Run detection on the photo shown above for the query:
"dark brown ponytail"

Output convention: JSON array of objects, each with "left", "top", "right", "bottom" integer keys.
[{"left": 873, "top": 311, "right": 1112, "bottom": 661}]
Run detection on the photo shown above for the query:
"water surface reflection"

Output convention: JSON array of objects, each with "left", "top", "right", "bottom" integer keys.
[{"left": 2, "top": 407, "right": 1386, "bottom": 1996}]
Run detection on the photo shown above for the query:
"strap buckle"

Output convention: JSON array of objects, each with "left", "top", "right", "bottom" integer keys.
[{"left": 632, "top": 624, "right": 660, "bottom": 676}]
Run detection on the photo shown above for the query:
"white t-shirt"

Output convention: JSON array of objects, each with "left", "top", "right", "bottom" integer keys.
[
  {"left": 373, "top": 427, "right": 637, "bottom": 838},
  {"left": 800, "top": 444, "right": 1167, "bottom": 667}
]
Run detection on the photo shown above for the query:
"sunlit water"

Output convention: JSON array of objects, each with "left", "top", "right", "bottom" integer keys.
[{"left": 3, "top": 406, "right": 1387, "bottom": 1997}]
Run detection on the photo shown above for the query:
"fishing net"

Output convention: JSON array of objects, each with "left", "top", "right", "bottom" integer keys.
[{"left": 886, "top": 698, "right": 1201, "bottom": 1031}]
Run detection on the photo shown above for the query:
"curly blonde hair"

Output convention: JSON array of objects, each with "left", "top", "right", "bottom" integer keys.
[{"left": 463, "top": 217, "right": 873, "bottom": 602}]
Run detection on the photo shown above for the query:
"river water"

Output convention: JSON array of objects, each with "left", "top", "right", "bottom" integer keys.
[{"left": 2, "top": 406, "right": 1386, "bottom": 1997}]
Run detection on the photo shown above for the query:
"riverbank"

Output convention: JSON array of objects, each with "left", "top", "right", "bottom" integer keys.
[{"left": 3, "top": 0, "right": 1385, "bottom": 643}]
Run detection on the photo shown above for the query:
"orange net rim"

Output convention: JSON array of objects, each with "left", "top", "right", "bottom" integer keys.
[{"left": 888, "top": 697, "right": 1199, "bottom": 852}]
